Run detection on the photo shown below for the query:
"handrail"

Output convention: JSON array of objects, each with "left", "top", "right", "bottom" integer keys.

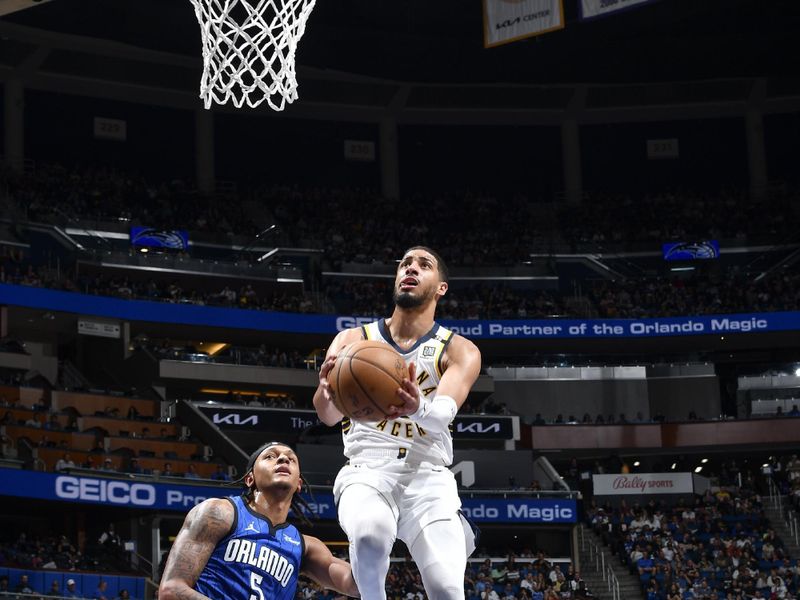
[
  {"left": 767, "top": 476, "right": 800, "bottom": 547},
  {"left": 788, "top": 510, "right": 799, "bottom": 547},
  {"left": 130, "top": 549, "right": 155, "bottom": 576},
  {"left": 768, "top": 476, "right": 783, "bottom": 511},
  {"left": 579, "top": 525, "right": 620, "bottom": 600},
  {"left": 606, "top": 564, "right": 620, "bottom": 600}
]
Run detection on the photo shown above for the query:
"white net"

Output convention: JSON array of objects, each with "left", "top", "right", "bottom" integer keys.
[{"left": 190, "top": 0, "right": 317, "bottom": 111}]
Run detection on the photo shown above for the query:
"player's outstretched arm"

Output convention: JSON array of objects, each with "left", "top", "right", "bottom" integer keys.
[
  {"left": 159, "top": 498, "right": 234, "bottom": 600},
  {"left": 301, "top": 535, "right": 360, "bottom": 597},
  {"left": 313, "top": 328, "right": 363, "bottom": 426}
]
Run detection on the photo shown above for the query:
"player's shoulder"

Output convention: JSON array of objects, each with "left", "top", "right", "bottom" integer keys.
[
  {"left": 440, "top": 331, "right": 480, "bottom": 374},
  {"left": 325, "top": 327, "right": 368, "bottom": 359},
  {"left": 335, "top": 325, "right": 371, "bottom": 344},
  {"left": 186, "top": 497, "right": 236, "bottom": 534},
  {"left": 446, "top": 331, "right": 481, "bottom": 358}
]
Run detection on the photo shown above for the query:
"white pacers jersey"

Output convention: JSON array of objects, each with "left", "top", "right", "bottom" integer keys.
[{"left": 341, "top": 318, "right": 456, "bottom": 466}]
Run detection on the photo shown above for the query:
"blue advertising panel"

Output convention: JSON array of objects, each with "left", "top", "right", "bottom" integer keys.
[
  {"left": 0, "top": 467, "right": 232, "bottom": 511},
  {"left": 1, "top": 284, "right": 798, "bottom": 340},
  {"left": 662, "top": 240, "right": 720, "bottom": 261},
  {"left": 459, "top": 498, "right": 577, "bottom": 523},
  {"left": 130, "top": 227, "right": 189, "bottom": 250},
  {"left": 0, "top": 468, "right": 576, "bottom": 523}
]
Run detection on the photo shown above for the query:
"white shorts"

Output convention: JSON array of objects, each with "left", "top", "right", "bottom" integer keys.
[{"left": 334, "top": 456, "right": 473, "bottom": 552}]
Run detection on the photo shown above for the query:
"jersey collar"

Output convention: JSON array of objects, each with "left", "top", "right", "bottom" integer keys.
[
  {"left": 379, "top": 318, "right": 439, "bottom": 355},
  {"left": 241, "top": 494, "right": 293, "bottom": 535}
]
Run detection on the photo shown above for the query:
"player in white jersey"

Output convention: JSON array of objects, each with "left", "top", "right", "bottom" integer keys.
[{"left": 313, "top": 246, "right": 482, "bottom": 600}]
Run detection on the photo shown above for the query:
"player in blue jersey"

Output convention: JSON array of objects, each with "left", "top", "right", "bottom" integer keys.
[
  {"left": 159, "top": 442, "right": 359, "bottom": 600},
  {"left": 314, "top": 246, "right": 482, "bottom": 600}
]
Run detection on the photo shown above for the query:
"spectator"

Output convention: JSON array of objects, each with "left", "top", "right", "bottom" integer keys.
[
  {"left": 1, "top": 433, "right": 18, "bottom": 459},
  {"left": 520, "top": 573, "right": 535, "bottom": 594},
  {"left": 787, "top": 454, "right": 800, "bottom": 482},
  {"left": 127, "top": 457, "right": 144, "bottom": 475},
  {"left": 184, "top": 464, "right": 201, "bottom": 479},
  {"left": 491, "top": 562, "right": 509, "bottom": 585},
  {"left": 55, "top": 452, "right": 76, "bottom": 472},
  {"left": 99, "top": 524, "right": 122, "bottom": 549},
  {"left": 210, "top": 464, "right": 230, "bottom": 481},
  {"left": 14, "top": 574, "right": 35, "bottom": 595},
  {"left": 65, "top": 578, "right": 80, "bottom": 598},
  {"left": 44, "top": 414, "right": 62, "bottom": 431},
  {"left": 47, "top": 579, "right": 62, "bottom": 597},
  {"left": 95, "top": 579, "right": 109, "bottom": 600}
]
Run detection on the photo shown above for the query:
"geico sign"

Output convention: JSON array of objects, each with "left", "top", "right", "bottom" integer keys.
[
  {"left": 56, "top": 476, "right": 156, "bottom": 506},
  {"left": 336, "top": 317, "right": 375, "bottom": 331}
]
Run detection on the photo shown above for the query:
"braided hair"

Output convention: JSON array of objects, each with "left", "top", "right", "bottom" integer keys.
[{"left": 241, "top": 441, "right": 315, "bottom": 527}]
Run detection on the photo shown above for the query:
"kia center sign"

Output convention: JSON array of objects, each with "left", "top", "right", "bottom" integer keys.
[
  {"left": 593, "top": 473, "right": 710, "bottom": 496},
  {"left": 483, "top": 0, "right": 565, "bottom": 48},
  {"left": 198, "top": 406, "right": 520, "bottom": 441}
]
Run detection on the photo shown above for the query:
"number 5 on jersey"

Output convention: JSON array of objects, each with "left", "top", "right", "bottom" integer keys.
[{"left": 250, "top": 572, "right": 265, "bottom": 600}]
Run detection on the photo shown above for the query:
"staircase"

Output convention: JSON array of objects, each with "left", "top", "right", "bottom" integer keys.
[
  {"left": 59, "top": 359, "right": 93, "bottom": 391},
  {"left": 577, "top": 525, "right": 642, "bottom": 600},
  {"left": 763, "top": 497, "right": 800, "bottom": 559}
]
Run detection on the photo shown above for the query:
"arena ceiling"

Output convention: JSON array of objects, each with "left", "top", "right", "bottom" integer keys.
[{"left": 4, "top": 0, "right": 799, "bottom": 85}]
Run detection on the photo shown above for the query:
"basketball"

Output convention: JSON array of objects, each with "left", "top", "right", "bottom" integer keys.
[{"left": 327, "top": 341, "right": 409, "bottom": 421}]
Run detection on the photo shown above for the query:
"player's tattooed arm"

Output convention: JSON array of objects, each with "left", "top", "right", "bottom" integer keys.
[
  {"left": 159, "top": 498, "right": 234, "bottom": 600},
  {"left": 302, "top": 534, "right": 360, "bottom": 597}
]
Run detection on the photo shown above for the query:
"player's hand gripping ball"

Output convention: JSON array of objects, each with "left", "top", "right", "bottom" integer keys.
[{"left": 326, "top": 341, "right": 409, "bottom": 421}]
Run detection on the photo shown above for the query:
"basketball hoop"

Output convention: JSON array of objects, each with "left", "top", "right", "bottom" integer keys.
[{"left": 189, "top": 0, "right": 317, "bottom": 111}]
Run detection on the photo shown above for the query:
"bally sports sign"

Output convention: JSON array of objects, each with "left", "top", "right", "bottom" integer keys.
[{"left": 593, "top": 473, "right": 710, "bottom": 496}]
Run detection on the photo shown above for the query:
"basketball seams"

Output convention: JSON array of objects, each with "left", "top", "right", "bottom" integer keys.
[
  {"left": 348, "top": 347, "right": 408, "bottom": 386},
  {"left": 348, "top": 361, "right": 392, "bottom": 418},
  {"left": 329, "top": 340, "right": 408, "bottom": 421}
]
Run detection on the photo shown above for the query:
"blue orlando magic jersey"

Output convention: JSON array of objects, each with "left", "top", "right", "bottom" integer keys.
[{"left": 194, "top": 495, "right": 305, "bottom": 600}]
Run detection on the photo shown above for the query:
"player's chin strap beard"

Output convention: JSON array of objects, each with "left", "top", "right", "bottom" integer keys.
[{"left": 394, "top": 289, "right": 428, "bottom": 309}]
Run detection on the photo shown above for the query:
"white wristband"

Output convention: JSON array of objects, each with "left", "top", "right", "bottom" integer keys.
[{"left": 408, "top": 395, "right": 458, "bottom": 433}]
